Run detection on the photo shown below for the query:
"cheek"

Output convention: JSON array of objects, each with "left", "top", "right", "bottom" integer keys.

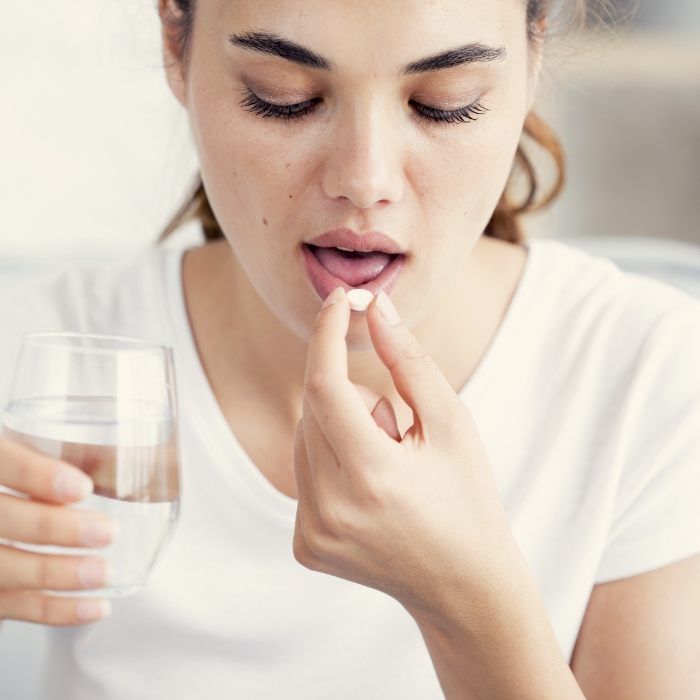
[
  {"left": 188, "top": 81, "right": 306, "bottom": 231},
  {"left": 424, "top": 94, "right": 526, "bottom": 226},
  {"left": 414, "top": 134, "right": 514, "bottom": 235}
]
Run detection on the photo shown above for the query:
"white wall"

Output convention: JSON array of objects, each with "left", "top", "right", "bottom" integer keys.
[{"left": 0, "top": 1, "right": 199, "bottom": 259}]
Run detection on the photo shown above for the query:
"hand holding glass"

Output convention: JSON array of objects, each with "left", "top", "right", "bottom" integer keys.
[{"left": 1, "top": 333, "right": 181, "bottom": 599}]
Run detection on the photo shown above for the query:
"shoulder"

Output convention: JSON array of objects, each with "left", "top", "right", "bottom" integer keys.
[
  {"left": 530, "top": 237, "right": 699, "bottom": 319},
  {"left": 506, "top": 238, "right": 700, "bottom": 447},
  {"left": 527, "top": 237, "right": 699, "bottom": 356}
]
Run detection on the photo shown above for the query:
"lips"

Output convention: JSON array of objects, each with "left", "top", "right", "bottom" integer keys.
[
  {"left": 305, "top": 228, "right": 405, "bottom": 255},
  {"left": 302, "top": 243, "right": 405, "bottom": 302}
]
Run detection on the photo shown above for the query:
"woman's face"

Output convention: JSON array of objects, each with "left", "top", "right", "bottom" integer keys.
[{"left": 163, "top": 0, "right": 541, "bottom": 347}]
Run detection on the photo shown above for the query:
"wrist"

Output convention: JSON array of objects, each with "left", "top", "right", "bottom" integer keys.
[
  {"left": 400, "top": 532, "right": 532, "bottom": 634},
  {"left": 401, "top": 545, "right": 584, "bottom": 700}
]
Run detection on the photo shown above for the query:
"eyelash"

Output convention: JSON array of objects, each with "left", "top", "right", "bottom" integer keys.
[{"left": 238, "top": 89, "right": 489, "bottom": 126}]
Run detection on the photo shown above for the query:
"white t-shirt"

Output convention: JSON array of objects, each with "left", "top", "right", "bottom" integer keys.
[{"left": 1, "top": 238, "right": 699, "bottom": 700}]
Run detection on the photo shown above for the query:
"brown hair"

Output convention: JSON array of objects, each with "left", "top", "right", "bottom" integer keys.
[{"left": 158, "top": 0, "right": 589, "bottom": 246}]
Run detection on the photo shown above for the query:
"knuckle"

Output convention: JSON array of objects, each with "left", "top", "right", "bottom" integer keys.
[
  {"left": 292, "top": 532, "right": 313, "bottom": 567},
  {"left": 0, "top": 439, "right": 53, "bottom": 491},
  {"left": 0, "top": 590, "right": 66, "bottom": 625},
  {"left": 306, "top": 371, "right": 330, "bottom": 399},
  {"left": 357, "top": 472, "right": 389, "bottom": 510},
  {"left": 402, "top": 338, "right": 429, "bottom": 363},
  {"left": 24, "top": 454, "right": 57, "bottom": 494},
  {"left": 39, "top": 595, "right": 76, "bottom": 626},
  {"left": 8, "top": 456, "right": 36, "bottom": 490},
  {"left": 316, "top": 501, "right": 350, "bottom": 536},
  {"left": 25, "top": 451, "right": 50, "bottom": 477},
  {"left": 312, "top": 313, "right": 332, "bottom": 334},
  {"left": 388, "top": 343, "right": 430, "bottom": 374},
  {"left": 292, "top": 528, "right": 325, "bottom": 573},
  {"left": 35, "top": 508, "right": 58, "bottom": 544},
  {"left": 39, "top": 594, "right": 55, "bottom": 623},
  {"left": 36, "top": 594, "right": 70, "bottom": 625},
  {"left": 37, "top": 555, "right": 56, "bottom": 589},
  {"left": 302, "top": 527, "right": 329, "bottom": 560}
]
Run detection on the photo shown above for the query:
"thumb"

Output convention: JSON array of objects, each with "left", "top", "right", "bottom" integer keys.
[{"left": 366, "top": 291, "right": 465, "bottom": 436}]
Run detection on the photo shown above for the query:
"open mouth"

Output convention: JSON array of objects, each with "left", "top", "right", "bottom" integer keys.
[
  {"left": 301, "top": 244, "right": 406, "bottom": 301},
  {"left": 307, "top": 244, "right": 398, "bottom": 286}
]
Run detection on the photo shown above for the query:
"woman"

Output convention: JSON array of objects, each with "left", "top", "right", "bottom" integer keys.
[{"left": 1, "top": 0, "right": 699, "bottom": 697}]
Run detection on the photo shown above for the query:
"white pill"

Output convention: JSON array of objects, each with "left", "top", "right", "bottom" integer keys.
[{"left": 347, "top": 289, "right": 374, "bottom": 312}]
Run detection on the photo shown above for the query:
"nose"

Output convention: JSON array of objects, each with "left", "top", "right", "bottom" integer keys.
[{"left": 320, "top": 101, "right": 404, "bottom": 209}]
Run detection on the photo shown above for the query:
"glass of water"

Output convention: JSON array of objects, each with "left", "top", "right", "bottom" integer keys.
[{"left": 1, "top": 332, "right": 181, "bottom": 598}]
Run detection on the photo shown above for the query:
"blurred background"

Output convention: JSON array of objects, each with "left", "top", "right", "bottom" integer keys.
[
  {"left": 527, "top": 0, "right": 700, "bottom": 247},
  {"left": 0, "top": 1, "right": 699, "bottom": 697}
]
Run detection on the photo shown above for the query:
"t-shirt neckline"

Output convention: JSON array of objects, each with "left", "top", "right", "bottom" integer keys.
[{"left": 162, "top": 238, "right": 541, "bottom": 522}]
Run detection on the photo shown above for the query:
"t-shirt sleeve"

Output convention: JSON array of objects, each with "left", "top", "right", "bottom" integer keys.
[{"left": 594, "top": 301, "right": 700, "bottom": 584}]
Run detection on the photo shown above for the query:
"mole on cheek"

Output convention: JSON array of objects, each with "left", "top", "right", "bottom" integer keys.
[
  {"left": 289, "top": 194, "right": 293, "bottom": 199},
  {"left": 285, "top": 162, "right": 290, "bottom": 168},
  {"left": 262, "top": 217, "right": 268, "bottom": 226}
]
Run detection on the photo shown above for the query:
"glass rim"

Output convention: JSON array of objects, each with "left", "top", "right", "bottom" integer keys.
[{"left": 21, "top": 332, "right": 173, "bottom": 356}]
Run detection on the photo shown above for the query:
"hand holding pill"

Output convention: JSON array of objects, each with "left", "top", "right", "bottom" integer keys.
[{"left": 292, "top": 286, "right": 521, "bottom": 624}]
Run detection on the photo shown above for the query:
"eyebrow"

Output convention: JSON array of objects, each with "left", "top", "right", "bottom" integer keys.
[{"left": 228, "top": 31, "right": 506, "bottom": 75}]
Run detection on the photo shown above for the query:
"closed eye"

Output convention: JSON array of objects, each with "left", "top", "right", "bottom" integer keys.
[{"left": 238, "top": 89, "right": 489, "bottom": 126}]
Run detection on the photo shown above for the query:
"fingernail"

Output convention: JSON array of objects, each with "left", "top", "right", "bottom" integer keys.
[
  {"left": 76, "top": 599, "right": 112, "bottom": 623},
  {"left": 80, "top": 516, "right": 120, "bottom": 547},
  {"left": 54, "top": 467, "right": 93, "bottom": 501},
  {"left": 78, "top": 558, "right": 112, "bottom": 588},
  {"left": 376, "top": 290, "right": 401, "bottom": 326},
  {"left": 322, "top": 286, "right": 345, "bottom": 308}
]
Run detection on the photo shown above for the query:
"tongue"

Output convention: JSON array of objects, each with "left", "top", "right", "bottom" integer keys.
[{"left": 312, "top": 247, "right": 394, "bottom": 286}]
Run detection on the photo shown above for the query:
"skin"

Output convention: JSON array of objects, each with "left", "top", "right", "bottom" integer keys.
[{"left": 0, "top": 2, "right": 698, "bottom": 700}]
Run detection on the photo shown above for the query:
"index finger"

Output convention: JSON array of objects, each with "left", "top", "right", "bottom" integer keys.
[
  {"left": 304, "top": 289, "right": 387, "bottom": 461},
  {"left": 0, "top": 437, "right": 93, "bottom": 504}
]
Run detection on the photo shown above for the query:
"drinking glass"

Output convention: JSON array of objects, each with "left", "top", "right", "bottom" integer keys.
[{"left": 1, "top": 332, "right": 181, "bottom": 598}]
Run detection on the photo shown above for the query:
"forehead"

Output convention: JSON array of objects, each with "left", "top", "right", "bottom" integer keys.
[{"left": 208, "top": 0, "right": 525, "bottom": 74}]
